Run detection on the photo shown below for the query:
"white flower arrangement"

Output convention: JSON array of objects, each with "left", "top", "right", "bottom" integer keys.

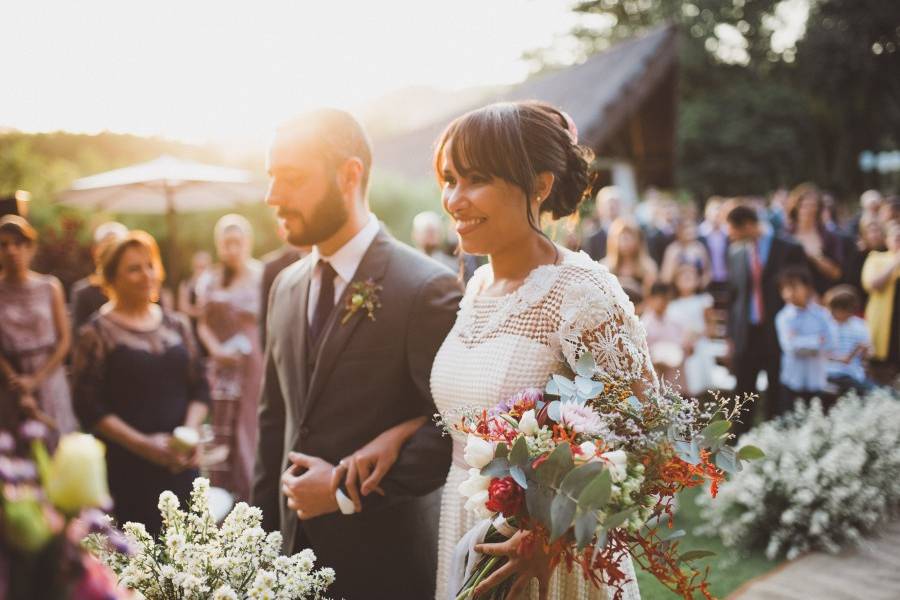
[
  {"left": 84, "top": 478, "right": 335, "bottom": 599},
  {"left": 698, "top": 389, "right": 900, "bottom": 560}
]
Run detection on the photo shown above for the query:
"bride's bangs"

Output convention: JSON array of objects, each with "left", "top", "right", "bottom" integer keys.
[{"left": 434, "top": 104, "right": 531, "bottom": 189}]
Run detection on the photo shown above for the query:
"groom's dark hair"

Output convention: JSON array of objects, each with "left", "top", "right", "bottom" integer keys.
[{"left": 278, "top": 108, "right": 373, "bottom": 191}]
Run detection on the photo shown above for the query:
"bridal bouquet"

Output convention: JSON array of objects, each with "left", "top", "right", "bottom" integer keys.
[
  {"left": 439, "top": 354, "right": 762, "bottom": 600},
  {"left": 84, "top": 478, "right": 335, "bottom": 600}
]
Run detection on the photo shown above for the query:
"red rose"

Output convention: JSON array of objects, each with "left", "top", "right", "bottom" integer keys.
[{"left": 485, "top": 476, "right": 525, "bottom": 517}]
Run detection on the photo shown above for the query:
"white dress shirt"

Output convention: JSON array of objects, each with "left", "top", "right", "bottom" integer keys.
[{"left": 307, "top": 214, "right": 380, "bottom": 324}]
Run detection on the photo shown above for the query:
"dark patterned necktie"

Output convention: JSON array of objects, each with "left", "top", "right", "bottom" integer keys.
[{"left": 309, "top": 260, "right": 337, "bottom": 345}]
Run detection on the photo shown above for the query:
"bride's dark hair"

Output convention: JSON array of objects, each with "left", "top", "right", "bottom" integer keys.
[{"left": 433, "top": 101, "right": 597, "bottom": 233}]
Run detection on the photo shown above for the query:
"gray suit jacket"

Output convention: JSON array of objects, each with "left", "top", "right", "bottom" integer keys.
[{"left": 252, "top": 229, "right": 461, "bottom": 600}]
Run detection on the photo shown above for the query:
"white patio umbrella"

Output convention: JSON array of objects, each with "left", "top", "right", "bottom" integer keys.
[{"left": 59, "top": 155, "right": 267, "bottom": 283}]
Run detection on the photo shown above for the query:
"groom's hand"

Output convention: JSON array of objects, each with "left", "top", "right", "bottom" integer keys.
[{"left": 281, "top": 452, "right": 339, "bottom": 520}]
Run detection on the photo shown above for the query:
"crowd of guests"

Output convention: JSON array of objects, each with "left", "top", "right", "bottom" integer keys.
[
  {"left": 569, "top": 184, "right": 899, "bottom": 432},
  {"left": 1, "top": 182, "right": 898, "bottom": 531}
]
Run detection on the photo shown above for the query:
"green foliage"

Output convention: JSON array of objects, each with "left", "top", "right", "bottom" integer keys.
[
  {"left": 368, "top": 172, "right": 441, "bottom": 244},
  {"left": 544, "top": 0, "right": 900, "bottom": 197}
]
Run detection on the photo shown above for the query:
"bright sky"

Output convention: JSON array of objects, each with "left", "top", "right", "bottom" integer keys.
[{"left": 2, "top": 0, "right": 580, "bottom": 146}]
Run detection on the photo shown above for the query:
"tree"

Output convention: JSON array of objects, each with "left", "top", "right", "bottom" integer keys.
[{"left": 537, "top": 0, "right": 900, "bottom": 198}]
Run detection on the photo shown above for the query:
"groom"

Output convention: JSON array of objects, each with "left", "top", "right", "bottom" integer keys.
[{"left": 252, "top": 108, "right": 460, "bottom": 599}]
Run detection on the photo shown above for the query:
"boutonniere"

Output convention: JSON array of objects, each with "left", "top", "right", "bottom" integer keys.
[{"left": 342, "top": 278, "right": 383, "bottom": 324}]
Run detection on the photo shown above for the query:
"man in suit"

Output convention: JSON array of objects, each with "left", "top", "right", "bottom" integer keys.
[
  {"left": 726, "top": 204, "right": 805, "bottom": 430},
  {"left": 252, "top": 108, "right": 461, "bottom": 600},
  {"left": 584, "top": 185, "right": 622, "bottom": 261}
]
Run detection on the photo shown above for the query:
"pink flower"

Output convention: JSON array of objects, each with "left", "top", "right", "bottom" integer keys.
[{"left": 558, "top": 403, "right": 605, "bottom": 436}]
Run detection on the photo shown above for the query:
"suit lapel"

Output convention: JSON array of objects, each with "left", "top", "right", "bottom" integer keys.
[
  {"left": 301, "top": 230, "right": 394, "bottom": 423},
  {"left": 286, "top": 259, "right": 313, "bottom": 408}
]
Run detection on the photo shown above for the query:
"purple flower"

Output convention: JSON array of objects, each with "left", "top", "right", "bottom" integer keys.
[
  {"left": 492, "top": 388, "right": 543, "bottom": 416},
  {"left": 83, "top": 508, "right": 112, "bottom": 534},
  {"left": 18, "top": 420, "right": 49, "bottom": 443},
  {"left": 108, "top": 531, "right": 136, "bottom": 555},
  {"left": 0, "top": 456, "right": 38, "bottom": 483},
  {"left": 0, "top": 431, "right": 14, "bottom": 454}
]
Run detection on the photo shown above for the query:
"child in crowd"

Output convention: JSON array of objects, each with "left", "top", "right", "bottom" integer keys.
[
  {"left": 666, "top": 264, "right": 717, "bottom": 395},
  {"left": 824, "top": 285, "right": 875, "bottom": 395},
  {"left": 641, "top": 283, "right": 687, "bottom": 387},
  {"left": 774, "top": 267, "right": 835, "bottom": 405}
]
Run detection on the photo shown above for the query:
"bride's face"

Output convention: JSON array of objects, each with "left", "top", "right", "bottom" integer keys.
[{"left": 439, "top": 148, "right": 536, "bottom": 256}]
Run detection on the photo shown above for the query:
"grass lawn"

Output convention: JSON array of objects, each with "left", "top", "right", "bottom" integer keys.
[{"left": 633, "top": 487, "right": 781, "bottom": 599}]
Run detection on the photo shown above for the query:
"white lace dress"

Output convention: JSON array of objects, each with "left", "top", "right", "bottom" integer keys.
[{"left": 431, "top": 249, "right": 651, "bottom": 600}]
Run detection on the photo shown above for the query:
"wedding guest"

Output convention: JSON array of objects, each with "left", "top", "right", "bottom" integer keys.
[
  {"left": 845, "top": 189, "right": 883, "bottom": 239},
  {"left": 878, "top": 195, "right": 900, "bottom": 225},
  {"left": 645, "top": 198, "right": 678, "bottom": 266},
  {"left": 603, "top": 216, "right": 658, "bottom": 299},
  {"left": 660, "top": 217, "right": 711, "bottom": 288},
  {"left": 641, "top": 283, "right": 686, "bottom": 387},
  {"left": 785, "top": 183, "right": 842, "bottom": 296},
  {"left": 667, "top": 264, "right": 717, "bottom": 395},
  {"left": 71, "top": 231, "right": 209, "bottom": 536},
  {"left": 584, "top": 186, "right": 622, "bottom": 261},
  {"left": 0, "top": 216, "right": 78, "bottom": 437},
  {"left": 259, "top": 231, "right": 304, "bottom": 347},
  {"left": 861, "top": 220, "right": 900, "bottom": 383},
  {"left": 726, "top": 204, "right": 805, "bottom": 425},
  {"left": 411, "top": 211, "right": 458, "bottom": 272},
  {"left": 699, "top": 196, "right": 730, "bottom": 296},
  {"left": 176, "top": 250, "right": 212, "bottom": 321},
  {"left": 775, "top": 267, "right": 835, "bottom": 405},
  {"left": 845, "top": 216, "right": 885, "bottom": 307},
  {"left": 196, "top": 214, "right": 263, "bottom": 501},
  {"left": 70, "top": 221, "right": 129, "bottom": 335},
  {"left": 177, "top": 250, "right": 212, "bottom": 355},
  {"left": 824, "top": 285, "right": 874, "bottom": 395}
]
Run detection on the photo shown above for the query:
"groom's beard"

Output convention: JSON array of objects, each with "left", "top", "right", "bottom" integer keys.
[{"left": 281, "top": 179, "right": 348, "bottom": 247}]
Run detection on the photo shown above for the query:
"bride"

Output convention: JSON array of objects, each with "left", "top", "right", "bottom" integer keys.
[{"left": 341, "top": 101, "right": 652, "bottom": 599}]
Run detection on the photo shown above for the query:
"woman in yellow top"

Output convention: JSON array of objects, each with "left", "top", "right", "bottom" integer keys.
[{"left": 862, "top": 220, "right": 900, "bottom": 379}]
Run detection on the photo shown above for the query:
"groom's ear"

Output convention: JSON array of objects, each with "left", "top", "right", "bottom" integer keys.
[{"left": 337, "top": 157, "right": 366, "bottom": 200}]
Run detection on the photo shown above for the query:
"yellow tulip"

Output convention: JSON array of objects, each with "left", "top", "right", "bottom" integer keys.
[{"left": 45, "top": 433, "right": 112, "bottom": 515}]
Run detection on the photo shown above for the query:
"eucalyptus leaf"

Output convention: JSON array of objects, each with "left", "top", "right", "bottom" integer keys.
[
  {"left": 715, "top": 445, "right": 740, "bottom": 474},
  {"left": 626, "top": 396, "right": 642, "bottom": 412},
  {"left": 547, "top": 400, "right": 561, "bottom": 423},
  {"left": 737, "top": 445, "right": 766, "bottom": 460},
  {"left": 674, "top": 440, "right": 700, "bottom": 465},
  {"left": 700, "top": 420, "right": 731, "bottom": 445},
  {"left": 525, "top": 484, "right": 554, "bottom": 531},
  {"left": 550, "top": 495, "right": 577, "bottom": 542},
  {"left": 480, "top": 457, "right": 510, "bottom": 478},
  {"left": 662, "top": 529, "right": 686, "bottom": 541},
  {"left": 593, "top": 528, "right": 609, "bottom": 555},
  {"left": 560, "top": 462, "right": 606, "bottom": 499},
  {"left": 509, "top": 465, "right": 528, "bottom": 489},
  {"left": 577, "top": 469, "right": 612, "bottom": 511},
  {"left": 552, "top": 374, "right": 576, "bottom": 395},
  {"left": 545, "top": 379, "right": 560, "bottom": 396},
  {"left": 535, "top": 442, "right": 574, "bottom": 488},
  {"left": 680, "top": 550, "right": 716, "bottom": 563},
  {"left": 574, "top": 352, "right": 596, "bottom": 378},
  {"left": 509, "top": 436, "right": 529, "bottom": 467},
  {"left": 602, "top": 506, "right": 638, "bottom": 530},
  {"left": 574, "top": 509, "right": 598, "bottom": 550},
  {"left": 494, "top": 443, "right": 509, "bottom": 459}
]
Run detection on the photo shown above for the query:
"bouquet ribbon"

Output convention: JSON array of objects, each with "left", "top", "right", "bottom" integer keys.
[{"left": 448, "top": 516, "right": 516, "bottom": 600}]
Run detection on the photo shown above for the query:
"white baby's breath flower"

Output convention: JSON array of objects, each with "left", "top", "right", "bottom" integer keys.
[{"left": 212, "top": 585, "right": 238, "bottom": 600}]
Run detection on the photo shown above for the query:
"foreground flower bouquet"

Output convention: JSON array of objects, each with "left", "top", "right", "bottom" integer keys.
[
  {"left": 84, "top": 478, "right": 335, "bottom": 600},
  {"left": 439, "top": 355, "right": 763, "bottom": 600}
]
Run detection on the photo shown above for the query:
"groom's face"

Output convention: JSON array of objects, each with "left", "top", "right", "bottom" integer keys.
[{"left": 266, "top": 133, "right": 349, "bottom": 247}]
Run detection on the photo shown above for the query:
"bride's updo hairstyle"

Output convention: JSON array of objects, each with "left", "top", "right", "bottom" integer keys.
[{"left": 434, "top": 100, "right": 596, "bottom": 232}]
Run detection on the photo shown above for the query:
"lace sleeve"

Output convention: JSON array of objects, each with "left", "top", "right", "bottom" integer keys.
[{"left": 555, "top": 269, "right": 655, "bottom": 385}]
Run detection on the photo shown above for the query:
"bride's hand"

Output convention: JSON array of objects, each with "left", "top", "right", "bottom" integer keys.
[
  {"left": 474, "top": 530, "right": 556, "bottom": 600},
  {"left": 330, "top": 416, "right": 427, "bottom": 511}
]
